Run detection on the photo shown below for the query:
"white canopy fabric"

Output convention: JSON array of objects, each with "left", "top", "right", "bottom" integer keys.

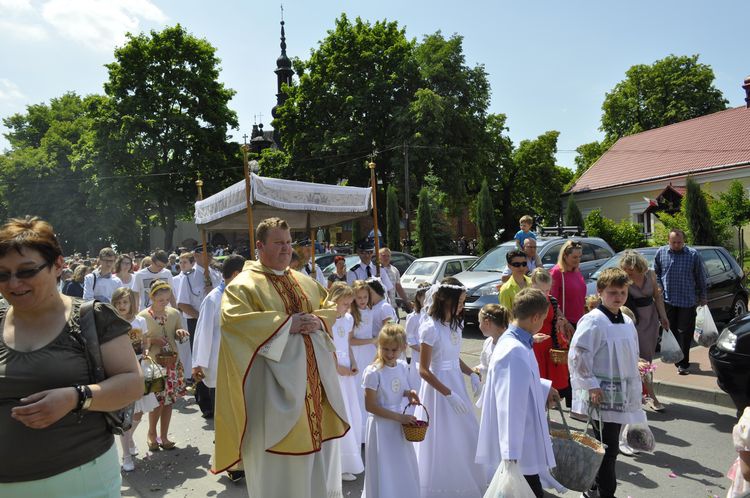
[{"left": 194, "top": 173, "right": 372, "bottom": 230}]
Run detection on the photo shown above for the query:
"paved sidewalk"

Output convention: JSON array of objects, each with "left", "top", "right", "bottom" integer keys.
[{"left": 653, "top": 345, "right": 733, "bottom": 409}]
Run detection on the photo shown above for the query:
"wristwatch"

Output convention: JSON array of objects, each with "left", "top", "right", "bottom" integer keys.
[{"left": 73, "top": 384, "right": 93, "bottom": 412}]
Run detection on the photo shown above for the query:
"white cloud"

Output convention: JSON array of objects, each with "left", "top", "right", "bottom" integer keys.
[
  {"left": 0, "top": 18, "right": 48, "bottom": 40},
  {"left": 0, "top": 78, "right": 26, "bottom": 102},
  {"left": 40, "top": 0, "right": 167, "bottom": 51},
  {"left": 0, "top": 0, "right": 33, "bottom": 14}
]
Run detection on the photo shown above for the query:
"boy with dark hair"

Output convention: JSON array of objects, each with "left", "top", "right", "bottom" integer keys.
[
  {"left": 83, "top": 247, "right": 122, "bottom": 303},
  {"left": 498, "top": 249, "right": 532, "bottom": 312},
  {"left": 569, "top": 268, "right": 646, "bottom": 498},
  {"left": 133, "top": 249, "right": 175, "bottom": 310},
  {"left": 477, "top": 288, "right": 562, "bottom": 497}
]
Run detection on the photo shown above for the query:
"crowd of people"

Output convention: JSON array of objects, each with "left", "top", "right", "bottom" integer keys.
[{"left": 1, "top": 212, "right": 749, "bottom": 498}]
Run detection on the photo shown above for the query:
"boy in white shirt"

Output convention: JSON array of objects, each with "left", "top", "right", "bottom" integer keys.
[
  {"left": 83, "top": 247, "right": 122, "bottom": 303},
  {"left": 132, "top": 249, "right": 175, "bottom": 310}
]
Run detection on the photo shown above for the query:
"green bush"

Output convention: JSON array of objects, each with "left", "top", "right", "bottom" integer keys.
[{"left": 584, "top": 209, "right": 646, "bottom": 252}]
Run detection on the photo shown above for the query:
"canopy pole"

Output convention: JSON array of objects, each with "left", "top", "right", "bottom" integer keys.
[
  {"left": 369, "top": 160, "right": 381, "bottom": 277},
  {"left": 195, "top": 179, "right": 212, "bottom": 288},
  {"left": 307, "top": 212, "right": 316, "bottom": 273},
  {"left": 241, "top": 145, "right": 256, "bottom": 260}
]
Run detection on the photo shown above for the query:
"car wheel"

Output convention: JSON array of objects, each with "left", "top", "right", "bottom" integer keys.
[{"left": 732, "top": 295, "right": 749, "bottom": 319}]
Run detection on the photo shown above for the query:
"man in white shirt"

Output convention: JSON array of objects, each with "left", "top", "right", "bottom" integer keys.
[
  {"left": 379, "top": 247, "right": 410, "bottom": 311},
  {"left": 299, "top": 240, "right": 327, "bottom": 287},
  {"left": 83, "top": 247, "right": 122, "bottom": 303},
  {"left": 132, "top": 249, "right": 175, "bottom": 310},
  {"left": 192, "top": 254, "right": 246, "bottom": 419},
  {"left": 173, "top": 251, "right": 195, "bottom": 380},
  {"left": 346, "top": 241, "right": 393, "bottom": 293}
]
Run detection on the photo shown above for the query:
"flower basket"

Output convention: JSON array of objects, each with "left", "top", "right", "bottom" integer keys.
[
  {"left": 402, "top": 403, "right": 429, "bottom": 442},
  {"left": 155, "top": 350, "right": 177, "bottom": 369},
  {"left": 549, "top": 405, "right": 606, "bottom": 492}
]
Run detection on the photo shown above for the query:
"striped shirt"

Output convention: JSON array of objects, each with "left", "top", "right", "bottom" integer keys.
[{"left": 654, "top": 245, "right": 707, "bottom": 308}]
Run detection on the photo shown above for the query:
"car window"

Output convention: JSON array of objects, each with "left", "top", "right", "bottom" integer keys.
[
  {"left": 594, "top": 245, "right": 614, "bottom": 260},
  {"left": 541, "top": 243, "right": 563, "bottom": 265},
  {"left": 403, "top": 261, "right": 438, "bottom": 277},
  {"left": 580, "top": 243, "right": 597, "bottom": 263},
  {"left": 718, "top": 249, "right": 739, "bottom": 274},
  {"left": 470, "top": 245, "right": 513, "bottom": 272},
  {"left": 444, "top": 261, "right": 463, "bottom": 277},
  {"left": 700, "top": 249, "right": 728, "bottom": 277},
  {"left": 461, "top": 259, "right": 475, "bottom": 270},
  {"left": 390, "top": 254, "right": 413, "bottom": 274}
]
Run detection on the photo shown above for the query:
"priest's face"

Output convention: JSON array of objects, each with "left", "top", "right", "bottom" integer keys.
[{"left": 258, "top": 227, "right": 293, "bottom": 271}]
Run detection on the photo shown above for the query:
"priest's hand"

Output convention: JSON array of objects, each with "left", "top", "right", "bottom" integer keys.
[
  {"left": 290, "top": 313, "right": 320, "bottom": 334},
  {"left": 445, "top": 393, "right": 468, "bottom": 414},
  {"left": 547, "top": 388, "right": 560, "bottom": 408}
]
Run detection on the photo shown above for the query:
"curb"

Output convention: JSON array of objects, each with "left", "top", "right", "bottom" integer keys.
[{"left": 654, "top": 379, "right": 734, "bottom": 409}]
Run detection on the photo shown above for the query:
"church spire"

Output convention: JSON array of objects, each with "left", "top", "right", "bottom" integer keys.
[{"left": 272, "top": 7, "right": 294, "bottom": 148}]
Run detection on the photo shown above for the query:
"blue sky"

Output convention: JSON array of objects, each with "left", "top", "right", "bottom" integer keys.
[{"left": 0, "top": 0, "right": 747, "bottom": 168}]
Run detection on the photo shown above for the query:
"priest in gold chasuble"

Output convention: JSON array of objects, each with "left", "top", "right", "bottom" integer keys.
[{"left": 213, "top": 217, "right": 349, "bottom": 498}]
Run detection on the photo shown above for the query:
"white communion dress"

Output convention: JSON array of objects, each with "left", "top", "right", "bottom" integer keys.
[{"left": 351, "top": 307, "right": 376, "bottom": 441}]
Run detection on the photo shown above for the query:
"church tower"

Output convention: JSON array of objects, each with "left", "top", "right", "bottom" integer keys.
[{"left": 271, "top": 17, "right": 294, "bottom": 148}]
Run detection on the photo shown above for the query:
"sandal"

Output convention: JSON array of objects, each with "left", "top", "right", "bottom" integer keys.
[
  {"left": 159, "top": 440, "right": 177, "bottom": 450},
  {"left": 649, "top": 399, "right": 665, "bottom": 412},
  {"left": 147, "top": 439, "right": 160, "bottom": 452}
]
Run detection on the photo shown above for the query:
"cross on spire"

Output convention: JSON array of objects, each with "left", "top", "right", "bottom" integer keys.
[{"left": 242, "top": 133, "right": 248, "bottom": 145}]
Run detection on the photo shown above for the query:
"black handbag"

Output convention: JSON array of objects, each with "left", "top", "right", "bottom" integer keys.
[{"left": 75, "top": 301, "right": 134, "bottom": 435}]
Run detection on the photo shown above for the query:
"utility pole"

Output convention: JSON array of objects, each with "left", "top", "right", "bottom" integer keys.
[{"left": 403, "top": 140, "right": 410, "bottom": 251}]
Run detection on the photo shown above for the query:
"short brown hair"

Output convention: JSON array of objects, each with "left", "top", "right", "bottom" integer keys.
[
  {"left": 98, "top": 247, "right": 116, "bottom": 260},
  {"left": 512, "top": 287, "right": 549, "bottom": 320},
  {"left": 257, "top": 217, "right": 289, "bottom": 244},
  {"left": 0, "top": 216, "right": 63, "bottom": 265},
  {"left": 596, "top": 268, "right": 632, "bottom": 291},
  {"left": 519, "top": 215, "right": 533, "bottom": 225},
  {"left": 480, "top": 304, "right": 510, "bottom": 329},
  {"left": 179, "top": 251, "right": 195, "bottom": 264}
]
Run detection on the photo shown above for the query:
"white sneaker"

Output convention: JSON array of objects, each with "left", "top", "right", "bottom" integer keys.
[
  {"left": 122, "top": 454, "right": 135, "bottom": 472},
  {"left": 341, "top": 473, "right": 357, "bottom": 481}
]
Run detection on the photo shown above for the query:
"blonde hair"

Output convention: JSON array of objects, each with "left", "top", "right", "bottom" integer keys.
[
  {"left": 530, "top": 267, "right": 551, "bottom": 285},
  {"left": 596, "top": 267, "right": 631, "bottom": 291},
  {"left": 479, "top": 304, "right": 510, "bottom": 329},
  {"left": 373, "top": 323, "right": 407, "bottom": 368},
  {"left": 619, "top": 249, "right": 649, "bottom": 274},
  {"left": 556, "top": 240, "right": 583, "bottom": 271},
  {"left": 519, "top": 215, "right": 533, "bottom": 225},
  {"left": 621, "top": 306, "right": 636, "bottom": 322},
  {"left": 328, "top": 281, "right": 354, "bottom": 307},
  {"left": 350, "top": 280, "right": 369, "bottom": 327},
  {"left": 512, "top": 287, "right": 549, "bottom": 320},
  {"left": 585, "top": 294, "right": 601, "bottom": 312},
  {"left": 112, "top": 286, "right": 137, "bottom": 321},
  {"left": 72, "top": 265, "right": 90, "bottom": 284},
  {"left": 256, "top": 217, "right": 289, "bottom": 244}
]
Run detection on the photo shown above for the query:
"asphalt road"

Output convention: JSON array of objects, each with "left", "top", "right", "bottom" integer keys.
[{"left": 121, "top": 326, "right": 739, "bottom": 498}]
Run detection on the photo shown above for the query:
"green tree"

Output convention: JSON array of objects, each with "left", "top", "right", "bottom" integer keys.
[
  {"left": 716, "top": 180, "right": 750, "bottom": 260},
  {"left": 475, "top": 178, "right": 495, "bottom": 254},
  {"left": 101, "top": 24, "right": 239, "bottom": 249},
  {"left": 584, "top": 210, "right": 645, "bottom": 252},
  {"left": 565, "top": 195, "right": 584, "bottom": 229},
  {"left": 684, "top": 177, "right": 718, "bottom": 246},
  {"left": 415, "top": 187, "right": 436, "bottom": 257},
  {"left": 386, "top": 185, "right": 401, "bottom": 251},
  {"left": 601, "top": 54, "right": 727, "bottom": 142}
]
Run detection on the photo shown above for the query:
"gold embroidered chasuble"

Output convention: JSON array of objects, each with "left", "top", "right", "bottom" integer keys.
[{"left": 212, "top": 260, "right": 349, "bottom": 473}]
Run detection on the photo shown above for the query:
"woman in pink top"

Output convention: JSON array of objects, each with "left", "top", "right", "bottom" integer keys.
[{"left": 550, "top": 239, "right": 586, "bottom": 405}]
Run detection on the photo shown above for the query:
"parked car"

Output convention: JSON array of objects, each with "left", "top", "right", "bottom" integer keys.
[
  {"left": 456, "top": 237, "right": 615, "bottom": 325},
  {"left": 313, "top": 252, "right": 339, "bottom": 271},
  {"left": 400, "top": 256, "right": 478, "bottom": 302},
  {"left": 586, "top": 246, "right": 748, "bottom": 324},
  {"left": 710, "top": 314, "right": 750, "bottom": 414},
  {"left": 321, "top": 252, "right": 416, "bottom": 279}
]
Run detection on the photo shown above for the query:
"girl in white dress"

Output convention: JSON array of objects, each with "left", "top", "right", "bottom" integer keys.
[
  {"left": 329, "top": 283, "right": 365, "bottom": 481},
  {"left": 349, "top": 280, "right": 376, "bottom": 441},
  {"left": 417, "top": 277, "right": 486, "bottom": 498},
  {"left": 368, "top": 278, "right": 397, "bottom": 337},
  {"left": 473, "top": 304, "right": 509, "bottom": 404},
  {"left": 361, "top": 324, "right": 421, "bottom": 498},
  {"left": 112, "top": 286, "right": 159, "bottom": 472},
  {"left": 405, "top": 282, "right": 430, "bottom": 394}
]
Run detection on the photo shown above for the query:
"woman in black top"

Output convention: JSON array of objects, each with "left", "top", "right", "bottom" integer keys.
[
  {"left": 62, "top": 264, "right": 89, "bottom": 298},
  {"left": 328, "top": 255, "right": 348, "bottom": 288}
]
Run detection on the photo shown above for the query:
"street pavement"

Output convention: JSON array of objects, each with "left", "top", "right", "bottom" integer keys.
[{"left": 121, "top": 326, "right": 739, "bottom": 497}]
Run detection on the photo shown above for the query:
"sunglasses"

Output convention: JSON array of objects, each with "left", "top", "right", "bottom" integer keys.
[
  {"left": 0, "top": 262, "right": 52, "bottom": 283},
  {"left": 509, "top": 261, "right": 528, "bottom": 268}
]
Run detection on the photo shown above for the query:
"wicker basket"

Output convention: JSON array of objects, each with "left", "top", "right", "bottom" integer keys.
[
  {"left": 550, "top": 348, "right": 568, "bottom": 365},
  {"left": 156, "top": 350, "right": 177, "bottom": 369},
  {"left": 549, "top": 405, "right": 606, "bottom": 492},
  {"left": 142, "top": 356, "right": 166, "bottom": 394},
  {"left": 402, "top": 403, "right": 430, "bottom": 442}
]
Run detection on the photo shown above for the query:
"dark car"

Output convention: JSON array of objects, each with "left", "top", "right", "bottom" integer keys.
[
  {"left": 586, "top": 246, "right": 748, "bottom": 324},
  {"left": 710, "top": 315, "right": 750, "bottom": 414}
]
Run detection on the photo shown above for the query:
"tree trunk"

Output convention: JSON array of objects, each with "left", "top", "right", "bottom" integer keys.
[
  {"left": 500, "top": 184, "right": 515, "bottom": 242},
  {"left": 163, "top": 205, "right": 176, "bottom": 251}
]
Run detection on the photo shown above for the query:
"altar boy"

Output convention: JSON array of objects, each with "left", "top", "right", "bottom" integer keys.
[{"left": 476, "top": 287, "right": 562, "bottom": 497}]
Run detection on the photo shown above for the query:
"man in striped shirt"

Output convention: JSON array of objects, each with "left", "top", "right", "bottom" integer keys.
[{"left": 654, "top": 229, "right": 708, "bottom": 375}]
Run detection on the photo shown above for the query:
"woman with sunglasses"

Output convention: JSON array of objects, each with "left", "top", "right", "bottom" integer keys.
[
  {"left": 0, "top": 216, "right": 142, "bottom": 497},
  {"left": 498, "top": 249, "right": 532, "bottom": 312}
]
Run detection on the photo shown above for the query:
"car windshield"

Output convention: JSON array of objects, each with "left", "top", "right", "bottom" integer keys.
[
  {"left": 404, "top": 261, "right": 439, "bottom": 277},
  {"left": 468, "top": 245, "right": 513, "bottom": 272},
  {"left": 590, "top": 251, "right": 657, "bottom": 279}
]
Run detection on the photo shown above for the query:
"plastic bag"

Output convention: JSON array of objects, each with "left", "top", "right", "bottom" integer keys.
[
  {"left": 484, "top": 460, "right": 536, "bottom": 498},
  {"left": 623, "top": 422, "right": 656, "bottom": 452},
  {"left": 694, "top": 305, "right": 719, "bottom": 347},
  {"left": 659, "top": 329, "right": 684, "bottom": 364}
]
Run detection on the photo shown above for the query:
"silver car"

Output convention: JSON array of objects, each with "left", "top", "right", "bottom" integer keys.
[
  {"left": 400, "top": 255, "right": 478, "bottom": 302},
  {"left": 455, "top": 237, "right": 615, "bottom": 326}
]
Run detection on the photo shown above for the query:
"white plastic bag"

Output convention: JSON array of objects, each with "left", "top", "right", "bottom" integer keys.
[
  {"left": 623, "top": 422, "right": 656, "bottom": 452},
  {"left": 660, "top": 329, "right": 684, "bottom": 364},
  {"left": 484, "top": 460, "right": 536, "bottom": 498},
  {"left": 694, "top": 305, "right": 719, "bottom": 347}
]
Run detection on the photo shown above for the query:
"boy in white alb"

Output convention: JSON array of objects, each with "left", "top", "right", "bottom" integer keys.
[
  {"left": 476, "top": 287, "right": 562, "bottom": 498},
  {"left": 472, "top": 304, "right": 509, "bottom": 405},
  {"left": 132, "top": 249, "right": 175, "bottom": 310}
]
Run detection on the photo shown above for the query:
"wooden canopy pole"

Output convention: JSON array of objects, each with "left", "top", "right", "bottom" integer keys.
[
  {"left": 369, "top": 160, "right": 381, "bottom": 277},
  {"left": 307, "top": 212, "right": 316, "bottom": 273},
  {"left": 241, "top": 145, "right": 256, "bottom": 260},
  {"left": 195, "top": 178, "right": 212, "bottom": 288}
]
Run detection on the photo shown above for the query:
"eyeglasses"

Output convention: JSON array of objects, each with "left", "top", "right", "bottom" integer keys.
[
  {"left": 0, "top": 262, "right": 52, "bottom": 283},
  {"left": 509, "top": 261, "right": 528, "bottom": 268}
]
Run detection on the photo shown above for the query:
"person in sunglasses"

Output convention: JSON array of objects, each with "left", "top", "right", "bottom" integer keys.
[
  {"left": 0, "top": 216, "right": 142, "bottom": 497},
  {"left": 500, "top": 238, "right": 542, "bottom": 283},
  {"left": 499, "top": 250, "right": 532, "bottom": 312}
]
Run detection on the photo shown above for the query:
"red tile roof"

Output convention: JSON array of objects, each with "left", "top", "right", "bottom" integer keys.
[{"left": 568, "top": 106, "right": 750, "bottom": 193}]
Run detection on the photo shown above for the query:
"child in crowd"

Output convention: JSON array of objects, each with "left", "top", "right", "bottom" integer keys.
[
  {"left": 361, "top": 324, "right": 421, "bottom": 498},
  {"left": 328, "top": 282, "right": 364, "bottom": 481},
  {"left": 350, "top": 279, "right": 376, "bottom": 441},
  {"left": 476, "top": 288, "right": 561, "bottom": 497},
  {"left": 569, "top": 268, "right": 647, "bottom": 498},
  {"left": 530, "top": 268, "right": 570, "bottom": 395},
  {"left": 417, "top": 277, "right": 486, "bottom": 498},
  {"left": 585, "top": 293, "right": 601, "bottom": 312},
  {"left": 404, "top": 282, "right": 431, "bottom": 392},
  {"left": 368, "top": 278, "right": 397, "bottom": 334},
  {"left": 514, "top": 214, "right": 537, "bottom": 250},
  {"left": 112, "top": 286, "right": 159, "bottom": 472},
  {"left": 473, "top": 303, "right": 510, "bottom": 403}
]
